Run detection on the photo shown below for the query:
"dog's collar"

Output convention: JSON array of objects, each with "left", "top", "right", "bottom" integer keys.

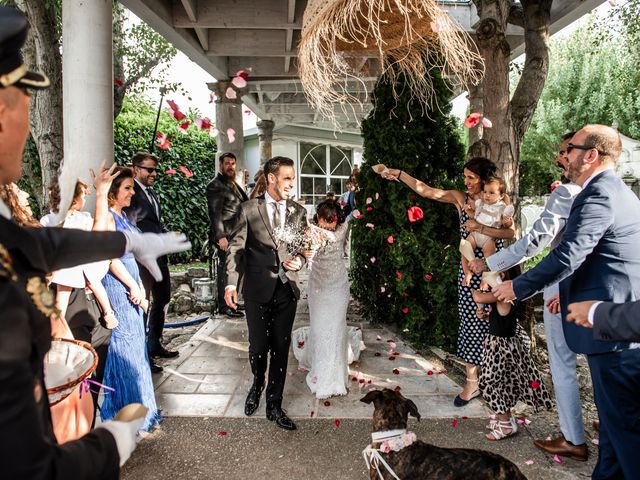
[{"left": 363, "top": 430, "right": 418, "bottom": 480}]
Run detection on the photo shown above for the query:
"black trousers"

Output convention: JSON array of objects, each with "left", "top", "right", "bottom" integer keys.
[
  {"left": 245, "top": 281, "right": 297, "bottom": 406},
  {"left": 139, "top": 256, "right": 171, "bottom": 352}
]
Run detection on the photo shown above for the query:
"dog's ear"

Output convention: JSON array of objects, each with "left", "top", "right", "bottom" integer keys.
[
  {"left": 405, "top": 399, "right": 421, "bottom": 422},
  {"left": 361, "top": 390, "right": 383, "bottom": 405}
]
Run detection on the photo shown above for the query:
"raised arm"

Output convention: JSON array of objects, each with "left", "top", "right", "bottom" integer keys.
[{"left": 383, "top": 168, "right": 466, "bottom": 208}]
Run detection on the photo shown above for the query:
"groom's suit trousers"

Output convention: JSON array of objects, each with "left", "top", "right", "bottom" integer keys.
[{"left": 245, "top": 280, "right": 297, "bottom": 406}]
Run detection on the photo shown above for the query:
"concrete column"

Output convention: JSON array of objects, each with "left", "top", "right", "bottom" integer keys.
[
  {"left": 60, "top": 0, "right": 113, "bottom": 213},
  {"left": 208, "top": 81, "right": 248, "bottom": 173},
  {"left": 256, "top": 119, "right": 275, "bottom": 164}
]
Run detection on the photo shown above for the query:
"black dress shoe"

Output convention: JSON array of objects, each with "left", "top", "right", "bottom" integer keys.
[
  {"left": 236, "top": 303, "right": 245, "bottom": 312},
  {"left": 266, "top": 404, "right": 297, "bottom": 431},
  {"left": 150, "top": 362, "right": 163, "bottom": 373},
  {"left": 219, "top": 306, "right": 244, "bottom": 318},
  {"left": 245, "top": 382, "right": 264, "bottom": 416},
  {"left": 149, "top": 345, "right": 179, "bottom": 358}
]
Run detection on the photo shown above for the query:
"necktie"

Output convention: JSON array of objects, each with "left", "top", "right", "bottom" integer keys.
[
  {"left": 272, "top": 201, "right": 281, "bottom": 230},
  {"left": 147, "top": 187, "right": 160, "bottom": 218}
]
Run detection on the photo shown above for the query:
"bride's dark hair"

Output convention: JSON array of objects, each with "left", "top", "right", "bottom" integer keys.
[{"left": 313, "top": 199, "right": 346, "bottom": 225}]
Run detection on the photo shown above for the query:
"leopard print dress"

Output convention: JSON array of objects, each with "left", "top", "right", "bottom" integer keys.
[{"left": 479, "top": 302, "right": 554, "bottom": 415}]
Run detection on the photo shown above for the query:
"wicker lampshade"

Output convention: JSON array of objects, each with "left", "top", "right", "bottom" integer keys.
[{"left": 298, "top": 0, "right": 484, "bottom": 125}]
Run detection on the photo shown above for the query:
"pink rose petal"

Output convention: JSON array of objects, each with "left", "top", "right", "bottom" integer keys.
[
  {"left": 231, "top": 76, "right": 247, "bottom": 89},
  {"left": 227, "top": 128, "right": 236, "bottom": 143},
  {"left": 553, "top": 455, "right": 563, "bottom": 464},
  {"left": 464, "top": 112, "right": 481, "bottom": 128},
  {"left": 387, "top": 236, "right": 394, "bottom": 244},
  {"left": 179, "top": 166, "right": 194, "bottom": 178},
  {"left": 481, "top": 117, "right": 493, "bottom": 128},
  {"left": 525, "top": 460, "right": 534, "bottom": 465},
  {"left": 165, "top": 169, "right": 177, "bottom": 175},
  {"left": 225, "top": 87, "right": 237, "bottom": 99}
]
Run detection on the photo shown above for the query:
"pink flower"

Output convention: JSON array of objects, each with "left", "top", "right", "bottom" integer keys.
[{"left": 179, "top": 166, "right": 194, "bottom": 178}]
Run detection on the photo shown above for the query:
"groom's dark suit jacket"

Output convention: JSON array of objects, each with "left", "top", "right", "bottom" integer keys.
[
  {"left": 226, "top": 196, "right": 307, "bottom": 303},
  {"left": 125, "top": 181, "right": 167, "bottom": 235},
  {"left": 593, "top": 300, "right": 640, "bottom": 342},
  {"left": 513, "top": 169, "right": 640, "bottom": 355},
  {"left": 206, "top": 173, "right": 249, "bottom": 244}
]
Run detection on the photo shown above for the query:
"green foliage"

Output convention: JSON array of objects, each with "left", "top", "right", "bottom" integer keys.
[
  {"left": 519, "top": 5, "right": 640, "bottom": 195},
  {"left": 351, "top": 70, "right": 465, "bottom": 351},
  {"left": 114, "top": 97, "right": 217, "bottom": 262}
]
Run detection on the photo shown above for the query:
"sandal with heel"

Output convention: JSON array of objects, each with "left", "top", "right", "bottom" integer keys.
[{"left": 453, "top": 378, "right": 480, "bottom": 407}]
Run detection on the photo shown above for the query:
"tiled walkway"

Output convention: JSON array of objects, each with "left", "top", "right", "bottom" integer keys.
[{"left": 154, "top": 273, "right": 487, "bottom": 420}]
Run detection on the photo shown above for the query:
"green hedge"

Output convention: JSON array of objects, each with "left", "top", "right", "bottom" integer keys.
[
  {"left": 114, "top": 98, "right": 217, "bottom": 262},
  {"left": 351, "top": 70, "right": 465, "bottom": 351}
]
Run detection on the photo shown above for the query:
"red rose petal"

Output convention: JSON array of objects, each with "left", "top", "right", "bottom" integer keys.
[
  {"left": 451, "top": 419, "right": 458, "bottom": 428},
  {"left": 427, "top": 370, "right": 434, "bottom": 375},
  {"left": 218, "top": 431, "right": 227, "bottom": 436},
  {"left": 334, "top": 419, "right": 341, "bottom": 428},
  {"left": 407, "top": 206, "right": 424, "bottom": 222},
  {"left": 392, "top": 368, "right": 400, "bottom": 375},
  {"left": 324, "top": 400, "right": 331, "bottom": 407},
  {"left": 394, "top": 386, "right": 401, "bottom": 391},
  {"left": 464, "top": 112, "right": 481, "bottom": 128}
]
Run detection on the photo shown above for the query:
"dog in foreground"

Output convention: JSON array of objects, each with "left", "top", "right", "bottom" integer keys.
[{"left": 361, "top": 389, "right": 527, "bottom": 480}]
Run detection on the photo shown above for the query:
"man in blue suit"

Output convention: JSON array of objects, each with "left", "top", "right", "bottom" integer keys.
[
  {"left": 493, "top": 124, "right": 640, "bottom": 479},
  {"left": 567, "top": 299, "right": 640, "bottom": 342}
]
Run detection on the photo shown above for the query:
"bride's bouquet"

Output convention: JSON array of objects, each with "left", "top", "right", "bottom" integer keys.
[{"left": 300, "top": 224, "right": 336, "bottom": 269}]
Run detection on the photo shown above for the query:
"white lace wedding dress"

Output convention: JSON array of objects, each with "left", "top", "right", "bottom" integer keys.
[{"left": 292, "top": 222, "right": 364, "bottom": 399}]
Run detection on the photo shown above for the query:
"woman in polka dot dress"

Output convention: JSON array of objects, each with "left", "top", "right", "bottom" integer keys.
[{"left": 378, "top": 157, "right": 515, "bottom": 406}]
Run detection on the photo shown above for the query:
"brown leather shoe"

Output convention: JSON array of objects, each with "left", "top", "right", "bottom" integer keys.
[{"left": 533, "top": 435, "right": 588, "bottom": 461}]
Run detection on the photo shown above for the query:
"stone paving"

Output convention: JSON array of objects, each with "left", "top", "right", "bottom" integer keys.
[{"left": 153, "top": 273, "right": 488, "bottom": 420}]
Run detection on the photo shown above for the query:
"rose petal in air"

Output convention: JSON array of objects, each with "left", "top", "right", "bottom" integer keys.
[
  {"left": 402, "top": 307, "right": 409, "bottom": 314},
  {"left": 464, "top": 112, "right": 481, "bottom": 129},
  {"left": 481, "top": 117, "right": 493, "bottom": 128},
  {"left": 227, "top": 128, "right": 236, "bottom": 143},
  {"left": 165, "top": 169, "right": 177, "bottom": 175},
  {"left": 407, "top": 206, "right": 424, "bottom": 222},
  {"left": 178, "top": 121, "right": 190, "bottom": 133},
  {"left": 553, "top": 455, "right": 563, "bottom": 464},
  {"left": 370, "top": 257, "right": 376, "bottom": 263},
  {"left": 231, "top": 76, "right": 247, "bottom": 89},
  {"left": 387, "top": 236, "right": 394, "bottom": 244},
  {"left": 225, "top": 87, "right": 237, "bottom": 99}
]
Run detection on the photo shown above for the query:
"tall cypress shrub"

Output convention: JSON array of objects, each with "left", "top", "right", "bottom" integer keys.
[{"left": 351, "top": 70, "right": 465, "bottom": 350}]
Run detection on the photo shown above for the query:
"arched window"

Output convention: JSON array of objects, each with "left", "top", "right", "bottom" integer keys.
[{"left": 299, "top": 142, "right": 353, "bottom": 207}]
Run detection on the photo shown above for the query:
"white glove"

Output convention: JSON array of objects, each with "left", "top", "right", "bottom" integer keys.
[
  {"left": 123, "top": 231, "right": 191, "bottom": 281},
  {"left": 96, "top": 417, "right": 145, "bottom": 466}
]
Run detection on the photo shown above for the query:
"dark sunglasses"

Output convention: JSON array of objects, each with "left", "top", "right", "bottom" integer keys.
[
  {"left": 566, "top": 143, "right": 606, "bottom": 156},
  {"left": 136, "top": 166, "right": 158, "bottom": 174}
]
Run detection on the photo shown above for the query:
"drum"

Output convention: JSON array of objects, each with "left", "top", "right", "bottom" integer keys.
[{"left": 44, "top": 338, "right": 98, "bottom": 406}]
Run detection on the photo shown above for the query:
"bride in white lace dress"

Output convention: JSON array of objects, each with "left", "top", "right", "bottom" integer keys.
[{"left": 292, "top": 200, "right": 364, "bottom": 399}]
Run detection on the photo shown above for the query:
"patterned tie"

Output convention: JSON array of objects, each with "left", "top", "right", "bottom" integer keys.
[{"left": 272, "top": 201, "right": 281, "bottom": 230}]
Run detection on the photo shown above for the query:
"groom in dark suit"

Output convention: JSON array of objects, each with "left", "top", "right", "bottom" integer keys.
[
  {"left": 125, "top": 152, "right": 178, "bottom": 372},
  {"left": 224, "top": 156, "right": 307, "bottom": 430},
  {"left": 493, "top": 125, "right": 640, "bottom": 479}
]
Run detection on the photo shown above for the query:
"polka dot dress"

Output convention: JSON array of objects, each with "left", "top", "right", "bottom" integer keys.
[{"left": 456, "top": 207, "right": 504, "bottom": 366}]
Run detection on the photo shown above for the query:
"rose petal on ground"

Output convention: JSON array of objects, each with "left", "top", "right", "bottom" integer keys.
[
  {"left": 334, "top": 419, "right": 341, "bottom": 428},
  {"left": 392, "top": 368, "right": 400, "bottom": 375},
  {"left": 394, "top": 386, "right": 401, "bottom": 391},
  {"left": 374, "top": 352, "right": 381, "bottom": 357},
  {"left": 324, "top": 400, "right": 331, "bottom": 407},
  {"left": 359, "top": 379, "right": 365, "bottom": 384},
  {"left": 451, "top": 419, "right": 458, "bottom": 428},
  {"left": 553, "top": 455, "right": 563, "bottom": 464},
  {"left": 427, "top": 370, "right": 434, "bottom": 375},
  {"left": 387, "top": 340, "right": 397, "bottom": 349},
  {"left": 286, "top": 371, "right": 294, "bottom": 377},
  {"left": 525, "top": 460, "right": 534, "bottom": 465}
]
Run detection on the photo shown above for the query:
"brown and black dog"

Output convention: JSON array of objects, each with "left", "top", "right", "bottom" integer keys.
[{"left": 361, "top": 389, "right": 527, "bottom": 480}]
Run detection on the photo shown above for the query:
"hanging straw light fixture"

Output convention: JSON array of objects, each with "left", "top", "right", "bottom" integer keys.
[{"left": 298, "top": 0, "right": 484, "bottom": 125}]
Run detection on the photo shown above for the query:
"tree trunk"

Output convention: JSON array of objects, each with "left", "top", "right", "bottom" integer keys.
[
  {"left": 15, "top": 0, "right": 63, "bottom": 213},
  {"left": 470, "top": 0, "right": 552, "bottom": 199}
]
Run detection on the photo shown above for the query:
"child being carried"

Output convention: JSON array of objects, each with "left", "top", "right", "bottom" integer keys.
[{"left": 461, "top": 176, "right": 514, "bottom": 286}]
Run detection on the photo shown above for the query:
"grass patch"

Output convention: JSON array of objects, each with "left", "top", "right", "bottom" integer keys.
[{"left": 169, "top": 261, "right": 208, "bottom": 273}]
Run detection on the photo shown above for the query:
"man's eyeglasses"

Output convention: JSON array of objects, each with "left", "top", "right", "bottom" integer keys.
[
  {"left": 136, "top": 166, "right": 158, "bottom": 174},
  {"left": 566, "top": 143, "right": 606, "bottom": 156}
]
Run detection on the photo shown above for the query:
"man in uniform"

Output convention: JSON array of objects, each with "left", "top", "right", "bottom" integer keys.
[{"left": 0, "top": 7, "right": 190, "bottom": 478}]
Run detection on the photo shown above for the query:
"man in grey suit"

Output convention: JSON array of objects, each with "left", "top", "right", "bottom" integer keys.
[
  {"left": 567, "top": 300, "right": 640, "bottom": 342},
  {"left": 493, "top": 125, "right": 640, "bottom": 479},
  {"left": 224, "top": 156, "right": 308, "bottom": 431},
  {"left": 470, "top": 132, "right": 588, "bottom": 460}
]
